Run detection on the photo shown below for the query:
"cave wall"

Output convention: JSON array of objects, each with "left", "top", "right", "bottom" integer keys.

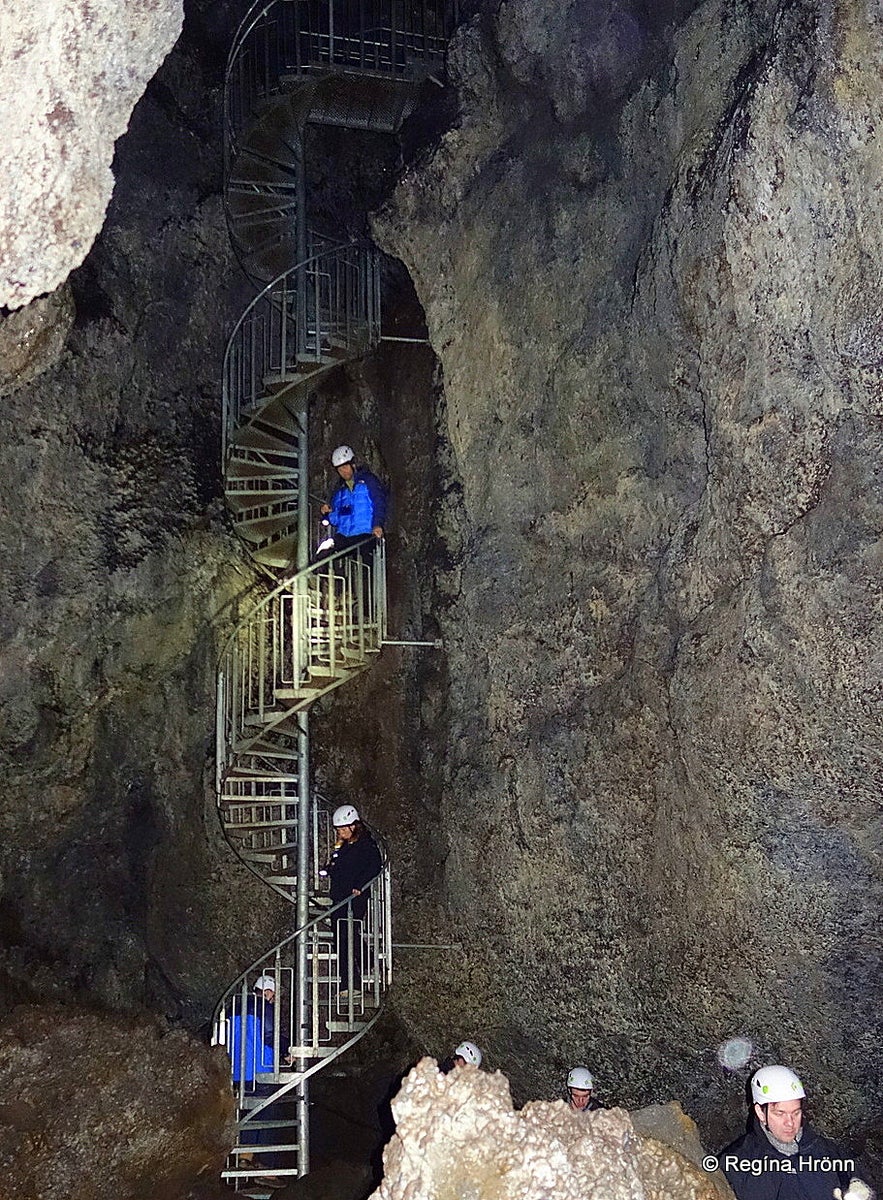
[
  {"left": 368, "top": 0, "right": 883, "bottom": 1157},
  {"left": 1, "top": 0, "right": 184, "bottom": 308},
  {"left": 0, "top": 7, "right": 288, "bottom": 1024},
  {"left": 0, "top": 0, "right": 881, "bottom": 1183}
]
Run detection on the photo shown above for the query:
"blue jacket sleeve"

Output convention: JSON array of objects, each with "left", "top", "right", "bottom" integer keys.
[{"left": 328, "top": 483, "right": 344, "bottom": 528}]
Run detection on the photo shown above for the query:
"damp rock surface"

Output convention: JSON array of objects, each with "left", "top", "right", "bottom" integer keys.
[
  {"left": 0, "top": 8, "right": 284, "bottom": 1025},
  {"left": 372, "top": 0, "right": 883, "bottom": 1159},
  {"left": 0, "top": 1005, "right": 234, "bottom": 1200},
  {"left": 0, "top": 0, "right": 183, "bottom": 307}
]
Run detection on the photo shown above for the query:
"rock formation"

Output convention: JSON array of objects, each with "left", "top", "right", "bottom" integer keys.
[
  {"left": 370, "top": 0, "right": 883, "bottom": 1156},
  {"left": 1, "top": 0, "right": 183, "bottom": 308},
  {"left": 371, "top": 1058, "right": 731, "bottom": 1199},
  {"left": 0, "top": 1004, "right": 233, "bottom": 1200},
  {"left": 0, "top": 0, "right": 881, "bottom": 1191}
]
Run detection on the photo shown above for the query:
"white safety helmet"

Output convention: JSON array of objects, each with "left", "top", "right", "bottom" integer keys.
[
  {"left": 333, "top": 804, "right": 360, "bottom": 827},
  {"left": 331, "top": 444, "right": 355, "bottom": 467},
  {"left": 567, "top": 1067, "right": 594, "bottom": 1090},
  {"left": 751, "top": 1065, "right": 805, "bottom": 1105},
  {"left": 454, "top": 1041, "right": 482, "bottom": 1067},
  {"left": 254, "top": 974, "right": 276, "bottom": 993}
]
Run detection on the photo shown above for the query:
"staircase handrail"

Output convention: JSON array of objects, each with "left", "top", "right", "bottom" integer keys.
[
  {"left": 222, "top": 235, "right": 371, "bottom": 363},
  {"left": 222, "top": 239, "right": 379, "bottom": 455},
  {"left": 217, "top": 534, "right": 380, "bottom": 664},
  {"left": 225, "top": 0, "right": 458, "bottom": 154},
  {"left": 213, "top": 860, "right": 387, "bottom": 1018},
  {"left": 217, "top": 537, "right": 387, "bottom": 790}
]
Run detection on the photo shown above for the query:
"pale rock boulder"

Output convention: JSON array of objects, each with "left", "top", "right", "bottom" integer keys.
[
  {"left": 0, "top": 0, "right": 183, "bottom": 308},
  {"left": 372, "top": 1059, "right": 731, "bottom": 1200}
]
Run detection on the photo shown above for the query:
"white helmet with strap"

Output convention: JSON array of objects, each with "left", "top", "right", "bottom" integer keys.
[
  {"left": 454, "top": 1041, "right": 482, "bottom": 1067},
  {"left": 332, "top": 804, "right": 360, "bottom": 826},
  {"left": 567, "top": 1067, "right": 594, "bottom": 1090},
  {"left": 331, "top": 444, "right": 355, "bottom": 467},
  {"left": 751, "top": 1065, "right": 805, "bottom": 1105}
]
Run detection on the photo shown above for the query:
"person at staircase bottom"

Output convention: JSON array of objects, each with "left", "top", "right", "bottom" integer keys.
[
  {"left": 322, "top": 804, "right": 382, "bottom": 1002},
  {"left": 719, "top": 1064, "right": 874, "bottom": 1200},
  {"left": 229, "top": 974, "right": 286, "bottom": 1189},
  {"left": 565, "top": 1066, "right": 604, "bottom": 1113},
  {"left": 439, "top": 1041, "right": 483, "bottom": 1073},
  {"left": 319, "top": 444, "right": 387, "bottom": 556}
]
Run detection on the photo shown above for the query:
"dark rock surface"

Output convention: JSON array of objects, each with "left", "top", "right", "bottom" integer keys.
[
  {"left": 0, "top": 0, "right": 881, "bottom": 1193},
  {"left": 369, "top": 0, "right": 883, "bottom": 1168},
  {"left": 0, "top": 0, "right": 289, "bottom": 1040},
  {"left": 0, "top": 1005, "right": 234, "bottom": 1200}
]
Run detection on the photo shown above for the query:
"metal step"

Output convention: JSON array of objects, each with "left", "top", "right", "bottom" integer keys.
[
  {"left": 229, "top": 426, "right": 298, "bottom": 455},
  {"left": 226, "top": 487, "right": 300, "bottom": 513},
  {"left": 226, "top": 459, "right": 299, "bottom": 481},
  {"left": 251, "top": 541, "right": 299, "bottom": 569},
  {"left": 221, "top": 819, "right": 299, "bottom": 835},
  {"left": 235, "top": 511, "right": 300, "bottom": 541}
]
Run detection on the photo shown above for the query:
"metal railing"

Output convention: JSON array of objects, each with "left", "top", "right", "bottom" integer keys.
[
  {"left": 214, "top": 0, "right": 457, "bottom": 1189},
  {"left": 212, "top": 857, "right": 392, "bottom": 1185},
  {"left": 226, "top": 0, "right": 458, "bottom": 151},
  {"left": 218, "top": 538, "right": 387, "bottom": 781},
  {"left": 218, "top": 780, "right": 337, "bottom": 903},
  {"left": 222, "top": 241, "right": 379, "bottom": 456}
]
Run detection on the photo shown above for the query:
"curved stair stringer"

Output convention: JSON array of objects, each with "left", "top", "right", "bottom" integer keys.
[
  {"left": 212, "top": 842, "right": 392, "bottom": 1192},
  {"left": 213, "top": 2, "right": 457, "bottom": 1193},
  {"left": 216, "top": 538, "right": 386, "bottom": 904}
]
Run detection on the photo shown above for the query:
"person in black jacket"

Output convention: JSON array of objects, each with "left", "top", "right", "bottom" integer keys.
[
  {"left": 720, "top": 1064, "right": 874, "bottom": 1200},
  {"left": 322, "top": 804, "right": 382, "bottom": 1001},
  {"left": 565, "top": 1066, "right": 604, "bottom": 1113}
]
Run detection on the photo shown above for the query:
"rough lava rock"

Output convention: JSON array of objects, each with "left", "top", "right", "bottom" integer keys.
[
  {"left": 370, "top": 1058, "right": 730, "bottom": 1200},
  {"left": 0, "top": 1005, "right": 234, "bottom": 1200},
  {"left": 372, "top": 0, "right": 883, "bottom": 1158},
  {"left": 0, "top": 289, "right": 75, "bottom": 396},
  {"left": 0, "top": 0, "right": 183, "bottom": 308}
]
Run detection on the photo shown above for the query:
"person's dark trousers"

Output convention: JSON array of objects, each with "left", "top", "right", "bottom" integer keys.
[
  {"left": 335, "top": 893, "right": 368, "bottom": 991},
  {"left": 244, "top": 1081, "right": 284, "bottom": 1171}
]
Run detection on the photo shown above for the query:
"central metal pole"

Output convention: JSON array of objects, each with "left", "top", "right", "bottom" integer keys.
[
  {"left": 296, "top": 124, "right": 308, "bottom": 357},
  {"left": 294, "top": 391, "right": 311, "bottom": 1176},
  {"left": 295, "top": 709, "right": 310, "bottom": 1176}
]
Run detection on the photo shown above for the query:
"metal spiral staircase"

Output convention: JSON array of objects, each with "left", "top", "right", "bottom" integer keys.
[{"left": 210, "top": 1, "right": 456, "bottom": 1192}]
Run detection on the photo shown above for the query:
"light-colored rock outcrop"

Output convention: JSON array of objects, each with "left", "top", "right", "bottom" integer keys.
[
  {"left": 371, "top": 1059, "right": 730, "bottom": 1199},
  {"left": 0, "top": 0, "right": 183, "bottom": 308}
]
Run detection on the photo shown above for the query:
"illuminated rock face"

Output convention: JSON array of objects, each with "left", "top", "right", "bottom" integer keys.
[
  {"left": 372, "top": 1059, "right": 729, "bottom": 1200},
  {"left": 371, "top": 0, "right": 883, "bottom": 1158},
  {"left": 0, "top": 0, "right": 183, "bottom": 308}
]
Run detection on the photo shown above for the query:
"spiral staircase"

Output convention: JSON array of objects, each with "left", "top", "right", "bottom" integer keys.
[{"left": 210, "top": 1, "right": 456, "bottom": 1192}]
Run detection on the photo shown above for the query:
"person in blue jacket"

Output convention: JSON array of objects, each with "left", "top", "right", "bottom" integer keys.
[
  {"left": 320, "top": 444, "right": 387, "bottom": 552},
  {"left": 229, "top": 974, "right": 276, "bottom": 1084},
  {"left": 719, "top": 1064, "right": 874, "bottom": 1200},
  {"left": 229, "top": 975, "right": 285, "bottom": 1186}
]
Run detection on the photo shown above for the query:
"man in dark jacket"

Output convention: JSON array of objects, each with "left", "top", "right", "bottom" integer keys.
[
  {"left": 320, "top": 444, "right": 387, "bottom": 552},
  {"left": 566, "top": 1066, "right": 604, "bottom": 1114},
  {"left": 720, "top": 1064, "right": 873, "bottom": 1200}
]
